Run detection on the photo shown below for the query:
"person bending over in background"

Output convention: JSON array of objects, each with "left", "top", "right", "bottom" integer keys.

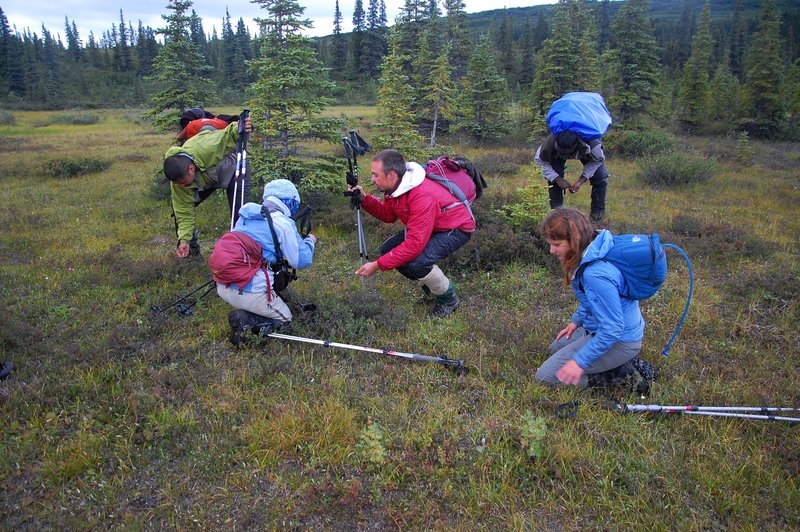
[
  {"left": 534, "top": 130, "right": 608, "bottom": 221},
  {"left": 163, "top": 116, "right": 252, "bottom": 258}
]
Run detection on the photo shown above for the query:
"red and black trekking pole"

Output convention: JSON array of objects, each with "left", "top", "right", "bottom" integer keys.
[{"left": 264, "top": 331, "right": 468, "bottom": 375}]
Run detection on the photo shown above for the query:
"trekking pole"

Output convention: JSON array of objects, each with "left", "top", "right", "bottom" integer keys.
[
  {"left": 342, "top": 130, "right": 371, "bottom": 286},
  {"left": 661, "top": 243, "right": 694, "bottom": 356},
  {"left": 264, "top": 331, "right": 468, "bottom": 375},
  {"left": 230, "top": 108, "right": 250, "bottom": 231},
  {"left": 606, "top": 402, "right": 800, "bottom": 422},
  {"left": 150, "top": 279, "right": 215, "bottom": 317}
]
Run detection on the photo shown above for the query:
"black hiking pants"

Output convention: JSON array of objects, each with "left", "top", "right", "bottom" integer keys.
[{"left": 547, "top": 158, "right": 608, "bottom": 220}]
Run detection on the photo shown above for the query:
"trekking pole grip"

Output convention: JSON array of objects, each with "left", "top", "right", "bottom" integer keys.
[{"left": 238, "top": 108, "right": 250, "bottom": 142}]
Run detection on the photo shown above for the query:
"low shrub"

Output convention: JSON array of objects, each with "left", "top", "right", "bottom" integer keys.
[
  {"left": 473, "top": 149, "right": 533, "bottom": 176},
  {"left": 637, "top": 153, "right": 717, "bottom": 187},
  {"left": 0, "top": 109, "right": 16, "bottom": 125},
  {"left": 456, "top": 194, "right": 549, "bottom": 272},
  {"left": 670, "top": 214, "right": 777, "bottom": 262},
  {"left": 604, "top": 128, "right": 676, "bottom": 157},
  {"left": 50, "top": 112, "right": 102, "bottom": 125},
  {"left": 42, "top": 157, "right": 111, "bottom": 179}
]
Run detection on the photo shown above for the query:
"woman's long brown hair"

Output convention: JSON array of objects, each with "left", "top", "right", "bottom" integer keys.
[{"left": 539, "top": 208, "right": 595, "bottom": 287}]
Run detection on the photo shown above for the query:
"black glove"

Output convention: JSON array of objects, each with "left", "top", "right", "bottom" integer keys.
[{"left": 347, "top": 188, "right": 362, "bottom": 210}]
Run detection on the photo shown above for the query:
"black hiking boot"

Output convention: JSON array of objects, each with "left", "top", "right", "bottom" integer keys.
[
  {"left": 0, "top": 361, "right": 14, "bottom": 380},
  {"left": 430, "top": 293, "right": 461, "bottom": 318},
  {"left": 587, "top": 356, "right": 657, "bottom": 396},
  {"left": 228, "top": 309, "right": 282, "bottom": 347},
  {"left": 611, "top": 356, "right": 656, "bottom": 396}
]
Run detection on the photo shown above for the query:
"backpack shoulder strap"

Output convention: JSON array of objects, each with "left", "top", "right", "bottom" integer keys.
[
  {"left": 262, "top": 207, "right": 284, "bottom": 263},
  {"left": 425, "top": 171, "right": 475, "bottom": 221}
]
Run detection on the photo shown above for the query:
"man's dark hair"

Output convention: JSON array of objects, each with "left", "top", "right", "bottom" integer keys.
[
  {"left": 373, "top": 149, "right": 406, "bottom": 179},
  {"left": 163, "top": 154, "right": 193, "bottom": 182},
  {"left": 554, "top": 130, "right": 579, "bottom": 155}
]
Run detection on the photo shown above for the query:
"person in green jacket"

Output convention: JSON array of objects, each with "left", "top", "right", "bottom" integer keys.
[{"left": 163, "top": 117, "right": 252, "bottom": 258}]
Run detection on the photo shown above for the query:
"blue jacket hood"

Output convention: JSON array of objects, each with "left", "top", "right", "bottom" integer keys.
[{"left": 580, "top": 229, "right": 613, "bottom": 265}]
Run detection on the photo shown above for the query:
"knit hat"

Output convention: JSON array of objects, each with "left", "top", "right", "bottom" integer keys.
[{"left": 262, "top": 179, "right": 300, "bottom": 216}]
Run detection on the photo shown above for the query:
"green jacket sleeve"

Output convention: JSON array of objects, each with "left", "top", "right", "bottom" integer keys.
[{"left": 171, "top": 182, "right": 197, "bottom": 243}]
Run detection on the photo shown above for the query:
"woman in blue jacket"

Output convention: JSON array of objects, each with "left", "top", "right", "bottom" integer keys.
[
  {"left": 217, "top": 179, "right": 317, "bottom": 345},
  {"left": 536, "top": 208, "right": 649, "bottom": 390}
]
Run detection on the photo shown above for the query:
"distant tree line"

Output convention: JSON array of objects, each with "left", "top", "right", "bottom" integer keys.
[{"left": 1, "top": 0, "right": 799, "bottom": 138}]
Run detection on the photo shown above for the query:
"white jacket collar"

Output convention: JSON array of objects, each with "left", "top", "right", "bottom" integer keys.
[{"left": 390, "top": 162, "right": 426, "bottom": 198}]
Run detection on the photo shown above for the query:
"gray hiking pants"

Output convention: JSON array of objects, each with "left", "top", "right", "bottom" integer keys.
[{"left": 535, "top": 327, "right": 641, "bottom": 388}]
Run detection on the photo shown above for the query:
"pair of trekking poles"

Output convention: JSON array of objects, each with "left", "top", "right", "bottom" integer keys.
[
  {"left": 557, "top": 399, "right": 800, "bottom": 422},
  {"left": 342, "top": 130, "right": 371, "bottom": 287}
]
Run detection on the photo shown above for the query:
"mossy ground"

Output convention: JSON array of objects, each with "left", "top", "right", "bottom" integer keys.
[{"left": 1, "top": 108, "right": 798, "bottom": 528}]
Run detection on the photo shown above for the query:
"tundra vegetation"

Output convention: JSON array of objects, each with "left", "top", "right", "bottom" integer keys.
[
  {"left": 0, "top": 107, "right": 798, "bottom": 528},
  {"left": 2, "top": 0, "right": 800, "bottom": 527}
]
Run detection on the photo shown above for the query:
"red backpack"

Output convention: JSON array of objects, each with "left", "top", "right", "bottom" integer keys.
[
  {"left": 177, "top": 118, "right": 231, "bottom": 142},
  {"left": 424, "top": 155, "right": 488, "bottom": 220},
  {"left": 209, "top": 232, "right": 272, "bottom": 298}
]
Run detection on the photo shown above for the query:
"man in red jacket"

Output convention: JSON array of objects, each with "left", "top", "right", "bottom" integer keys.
[{"left": 349, "top": 149, "right": 476, "bottom": 318}]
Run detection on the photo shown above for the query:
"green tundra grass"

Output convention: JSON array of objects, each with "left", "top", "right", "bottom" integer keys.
[{"left": 1, "top": 108, "right": 798, "bottom": 529}]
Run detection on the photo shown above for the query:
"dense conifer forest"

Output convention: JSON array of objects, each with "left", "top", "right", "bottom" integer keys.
[{"left": 1, "top": 0, "right": 798, "bottom": 138}]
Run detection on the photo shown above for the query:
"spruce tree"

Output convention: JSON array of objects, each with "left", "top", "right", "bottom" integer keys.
[
  {"left": 350, "top": 0, "right": 367, "bottom": 78},
  {"left": 189, "top": 10, "right": 208, "bottom": 59},
  {"left": 496, "top": 13, "right": 517, "bottom": 91},
  {"left": 531, "top": 1, "right": 582, "bottom": 115},
  {"left": 443, "top": 0, "right": 470, "bottom": 79},
  {"left": 373, "top": 28, "right": 423, "bottom": 154},
  {"left": 249, "top": 0, "right": 342, "bottom": 191},
  {"left": 677, "top": 1, "right": 713, "bottom": 129},
  {"left": 601, "top": 0, "right": 661, "bottom": 122},
  {"left": 709, "top": 50, "right": 740, "bottom": 124},
  {"left": 742, "top": 0, "right": 785, "bottom": 137},
  {"left": 231, "top": 18, "right": 253, "bottom": 92},
  {"left": 331, "top": 0, "right": 347, "bottom": 76},
  {"left": 113, "top": 10, "right": 133, "bottom": 73},
  {"left": 64, "top": 17, "right": 81, "bottom": 63},
  {"left": 222, "top": 9, "right": 235, "bottom": 80},
  {"left": 785, "top": 59, "right": 800, "bottom": 122},
  {"left": 145, "top": 0, "right": 215, "bottom": 131},
  {"left": 518, "top": 18, "right": 536, "bottom": 89},
  {"left": 729, "top": 0, "right": 747, "bottom": 80},
  {"left": 0, "top": 8, "right": 11, "bottom": 96},
  {"left": 363, "top": 0, "right": 388, "bottom": 78},
  {"left": 422, "top": 42, "right": 455, "bottom": 147},
  {"left": 451, "top": 33, "right": 509, "bottom": 141}
]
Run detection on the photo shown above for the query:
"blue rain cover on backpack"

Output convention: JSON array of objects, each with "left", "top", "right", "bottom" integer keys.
[
  {"left": 578, "top": 233, "right": 668, "bottom": 300},
  {"left": 546, "top": 92, "right": 613, "bottom": 140}
]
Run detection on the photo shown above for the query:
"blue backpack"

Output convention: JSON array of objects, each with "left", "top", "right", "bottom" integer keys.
[
  {"left": 577, "top": 232, "right": 693, "bottom": 356},
  {"left": 547, "top": 92, "right": 612, "bottom": 140},
  {"left": 577, "top": 233, "right": 667, "bottom": 300}
]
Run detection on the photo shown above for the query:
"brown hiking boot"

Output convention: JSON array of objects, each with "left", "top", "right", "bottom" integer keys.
[{"left": 429, "top": 293, "right": 461, "bottom": 318}]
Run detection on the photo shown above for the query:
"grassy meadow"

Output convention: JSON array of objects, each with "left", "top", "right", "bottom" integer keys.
[{"left": 1, "top": 108, "right": 798, "bottom": 529}]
